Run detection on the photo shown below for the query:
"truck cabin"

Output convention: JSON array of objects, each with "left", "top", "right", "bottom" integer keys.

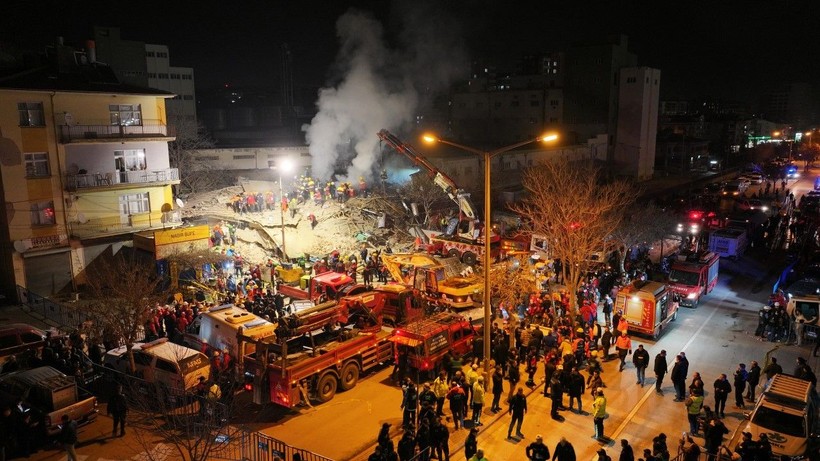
[{"left": 390, "top": 313, "right": 474, "bottom": 378}]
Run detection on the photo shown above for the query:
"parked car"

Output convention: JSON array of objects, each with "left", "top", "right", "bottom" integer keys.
[
  {"left": 722, "top": 181, "right": 748, "bottom": 197},
  {"left": 740, "top": 173, "right": 764, "bottom": 184},
  {"left": 0, "top": 324, "right": 52, "bottom": 372}
]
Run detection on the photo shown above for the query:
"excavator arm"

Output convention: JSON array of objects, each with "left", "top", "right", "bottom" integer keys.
[{"left": 377, "top": 129, "right": 478, "bottom": 220}]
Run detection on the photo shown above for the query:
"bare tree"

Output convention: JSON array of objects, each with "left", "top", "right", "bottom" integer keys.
[
  {"left": 83, "top": 252, "right": 168, "bottom": 372},
  {"left": 399, "top": 173, "right": 450, "bottom": 227},
  {"left": 486, "top": 258, "right": 537, "bottom": 311},
  {"left": 168, "top": 119, "right": 220, "bottom": 194},
  {"left": 512, "top": 160, "right": 634, "bottom": 311},
  {"left": 610, "top": 201, "right": 680, "bottom": 273}
]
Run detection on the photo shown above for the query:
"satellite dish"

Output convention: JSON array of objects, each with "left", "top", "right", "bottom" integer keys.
[
  {"left": 176, "top": 197, "right": 185, "bottom": 208},
  {"left": 77, "top": 213, "right": 88, "bottom": 224},
  {"left": 13, "top": 240, "right": 29, "bottom": 253}
]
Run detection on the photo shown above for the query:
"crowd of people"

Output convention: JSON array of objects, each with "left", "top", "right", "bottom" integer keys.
[{"left": 364, "top": 267, "right": 819, "bottom": 461}]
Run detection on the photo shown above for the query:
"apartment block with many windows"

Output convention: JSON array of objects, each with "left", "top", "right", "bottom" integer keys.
[{"left": 0, "top": 44, "right": 180, "bottom": 300}]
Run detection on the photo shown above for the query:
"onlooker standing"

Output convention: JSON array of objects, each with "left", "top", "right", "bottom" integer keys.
[
  {"left": 491, "top": 366, "right": 504, "bottom": 413},
  {"left": 632, "top": 344, "right": 650, "bottom": 386},
  {"left": 733, "top": 364, "right": 748, "bottom": 409},
  {"left": 58, "top": 414, "right": 79, "bottom": 461},
  {"left": 507, "top": 387, "right": 527, "bottom": 439},
  {"left": 654, "top": 350, "right": 668, "bottom": 395},
  {"left": 592, "top": 388, "right": 607, "bottom": 439},
  {"left": 567, "top": 368, "right": 585, "bottom": 414},
  {"left": 433, "top": 370, "right": 449, "bottom": 417},
  {"left": 526, "top": 434, "right": 551, "bottom": 461},
  {"left": 745, "top": 361, "right": 761, "bottom": 402},
  {"left": 108, "top": 384, "right": 128, "bottom": 437},
  {"left": 619, "top": 439, "right": 635, "bottom": 461},
  {"left": 472, "top": 376, "right": 485, "bottom": 426},
  {"left": 712, "top": 374, "right": 731, "bottom": 418},
  {"left": 553, "top": 437, "right": 576, "bottom": 461},
  {"left": 685, "top": 390, "right": 704, "bottom": 435},
  {"left": 671, "top": 355, "right": 687, "bottom": 401},
  {"left": 468, "top": 448, "right": 489, "bottom": 461}
]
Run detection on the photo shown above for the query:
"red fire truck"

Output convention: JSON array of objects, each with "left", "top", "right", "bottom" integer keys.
[
  {"left": 667, "top": 251, "right": 719, "bottom": 308},
  {"left": 615, "top": 280, "right": 678, "bottom": 339}
]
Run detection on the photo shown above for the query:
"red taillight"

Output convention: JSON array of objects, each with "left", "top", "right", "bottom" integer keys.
[{"left": 244, "top": 383, "right": 253, "bottom": 391}]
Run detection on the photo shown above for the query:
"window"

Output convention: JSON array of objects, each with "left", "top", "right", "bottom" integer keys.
[
  {"left": 18, "top": 102, "right": 44, "bottom": 127},
  {"left": 158, "top": 73, "right": 169, "bottom": 79},
  {"left": 120, "top": 192, "right": 150, "bottom": 214},
  {"left": 30, "top": 201, "right": 55, "bottom": 225},
  {"left": 109, "top": 104, "right": 142, "bottom": 126},
  {"left": 148, "top": 73, "right": 157, "bottom": 79},
  {"left": 171, "top": 73, "right": 180, "bottom": 79},
  {"left": 233, "top": 154, "right": 255, "bottom": 160},
  {"left": 530, "top": 100, "right": 540, "bottom": 107},
  {"left": 146, "top": 51, "right": 155, "bottom": 57},
  {"left": 155, "top": 359, "right": 177, "bottom": 373},
  {"left": 182, "top": 74, "right": 192, "bottom": 80},
  {"left": 24, "top": 152, "right": 49, "bottom": 177},
  {"left": 158, "top": 52, "right": 168, "bottom": 58},
  {"left": 115, "top": 149, "right": 146, "bottom": 171}
]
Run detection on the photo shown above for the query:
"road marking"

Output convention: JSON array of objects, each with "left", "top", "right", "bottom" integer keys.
[{"left": 609, "top": 305, "right": 720, "bottom": 440}]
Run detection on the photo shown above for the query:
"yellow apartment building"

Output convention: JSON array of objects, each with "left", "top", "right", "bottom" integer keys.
[{"left": 0, "top": 45, "right": 181, "bottom": 300}]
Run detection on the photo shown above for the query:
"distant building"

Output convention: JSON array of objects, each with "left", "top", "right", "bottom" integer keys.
[
  {"left": 93, "top": 26, "right": 196, "bottom": 125},
  {"left": 0, "top": 40, "right": 179, "bottom": 300},
  {"left": 759, "top": 82, "right": 814, "bottom": 128},
  {"left": 614, "top": 67, "right": 661, "bottom": 180}
]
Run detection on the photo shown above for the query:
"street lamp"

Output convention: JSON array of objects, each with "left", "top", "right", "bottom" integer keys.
[
  {"left": 270, "top": 158, "right": 294, "bottom": 259},
  {"left": 422, "top": 132, "right": 559, "bottom": 382}
]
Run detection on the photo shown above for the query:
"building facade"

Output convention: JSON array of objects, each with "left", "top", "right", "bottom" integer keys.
[
  {"left": 614, "top": 67, "right": 661, "bottom": 180},
  {"left": 0, "top": 44, "right": 180, "bottom": 300}
]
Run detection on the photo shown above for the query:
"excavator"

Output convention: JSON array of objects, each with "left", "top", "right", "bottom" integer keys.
[
  {"left": 380, "top": 252, "right": 482, "bottom": 310},
  {"left": 377, "top": 129, "right": 501, "bottom": 265}
]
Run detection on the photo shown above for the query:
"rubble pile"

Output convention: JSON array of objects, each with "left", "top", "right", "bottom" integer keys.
[{"left": 179, "top": 183, "right": 418, "bottom": 264}]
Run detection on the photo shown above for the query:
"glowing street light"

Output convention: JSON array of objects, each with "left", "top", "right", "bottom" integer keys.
[
  {"left": 270, "top": 158, "right": 294, "bottom": 259},
  {"left": 422, "top": 131, "right": 559, "bottom": 382}
]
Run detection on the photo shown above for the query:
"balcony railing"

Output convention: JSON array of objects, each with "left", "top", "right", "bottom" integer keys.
[
  {"left": 59, "top": 120, "right": 169, "bottom": 142},
  {"left": 69, "top": 210, "right": 183, "bottom": 239},
  {"left": 65, "top": 168, "right": 179, "bottom": 191}
]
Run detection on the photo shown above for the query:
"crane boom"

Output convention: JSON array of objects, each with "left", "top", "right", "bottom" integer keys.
[{"left": 377, "top": 129, "right": 478, "bottom": 220}]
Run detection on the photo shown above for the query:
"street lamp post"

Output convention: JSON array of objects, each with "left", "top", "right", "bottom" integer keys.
[
  {"left": 422, "top": 133, "right": 558, "bottom": 383},
  {"left": 271, "top": 159, "right": 294, "bottom": 260}
]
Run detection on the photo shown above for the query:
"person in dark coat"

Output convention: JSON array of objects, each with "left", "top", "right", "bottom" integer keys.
[
  {"left": 654, "top": 350, "right": 668, "bottom": 395},
  {"left": 619, "top": 439, "right": 635, "bottom": 461},
  {"left": 526, "top": 434, "right": 551, "bottom": 461},
  {"left": 733, "top": 364, "right": 748, "bottom": 409},
  {"left": 632, "top": 344, "right": 650, "bottom": 387},
  {"left": 397, "top": 431, "right": 416, "bottom": 461},
  {"left": 491, "top": 365, "right": 504, "bottom": 412},
  {"left": 745, "top": 361, "right": 761, "bottom": 402},
  {"left": 601, "top": 327, "right": 613, "bottom": 360},
  {"left": 464, "top": 427, "right": 479, "bottom": 460},
  {"left": 108, "top": 384, "right": 128, "bottom": 437},
  {"left": 713, "top": 374, "right": 732, "bottom": 418},
  {"left": 58, "top": 414, "right": 78, "bottom": 461},
  {"left": 431, "top": 417, "right": 450, "bottom": 461},
  {"left": 704, "top": 418, "right": 729, "bottom": 461},
  {"left": 507, "top": 387, "right": 527, "bottom": 439},
  {"left": 671, "top": 354, "right": 686, "bottom": 401},
  {"left": 553, "top": 437, "right": 576, "bottom": 461},
  {"left": 550, "top": 373, "right": 564, "bottom": 421},
  {"left": 567, "top": 368, "right": 585, "bottom": 414}
]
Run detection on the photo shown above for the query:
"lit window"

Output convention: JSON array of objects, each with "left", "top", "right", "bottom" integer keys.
[
  {"left": 109, "top": 104, "right": 142, "bottom": 126},
  {"left": 18, "top": 102, "right": 45, "bottom": 127},
  {"left": 24, "top": 152, "right": 49, "bottom": 177},
  {"left": 30, "top": 201, "right": 55, "bottom": 225}
]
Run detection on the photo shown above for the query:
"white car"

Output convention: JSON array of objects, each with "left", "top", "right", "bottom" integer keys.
[{"left": 741, "top": 173, "right": 763, "bottom": 184}]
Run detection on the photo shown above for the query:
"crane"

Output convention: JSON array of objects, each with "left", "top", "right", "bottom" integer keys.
[{"left": 377, "top": 129, "right": 478, "bottom": 220}]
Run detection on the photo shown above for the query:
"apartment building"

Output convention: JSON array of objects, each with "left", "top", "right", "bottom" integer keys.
[{"left": 0, "top": 43, "right": 180, "bottom": 300}]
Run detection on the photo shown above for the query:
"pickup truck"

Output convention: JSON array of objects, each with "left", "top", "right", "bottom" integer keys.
[{"left": 0, "top": 366, "right": 98, "bottom": 435}]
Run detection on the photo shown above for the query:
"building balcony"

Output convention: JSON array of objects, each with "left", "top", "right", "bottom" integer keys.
[
  {"left": 69, "top": 210, "right": 183, "bottom": 240},
  {"left": 65, "top": 168, "right": 179, "bottom": 191},
  {"left": 59, "top": 120, "right": 172, "bottom": 143}
]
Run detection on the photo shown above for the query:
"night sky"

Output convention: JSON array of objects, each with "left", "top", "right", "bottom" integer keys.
[{"left": 3, "top": 0, "right": 819, "bottom": 104}]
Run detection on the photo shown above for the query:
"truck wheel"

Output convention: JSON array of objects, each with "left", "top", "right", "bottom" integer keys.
[
  {"left": 462, "top": 251, "right": 477, "bottom": 266},
  {"left": 316, "top": 373, "right": 338, "bottom": 402},
  {"left": 339, "top": 362, "right": 360, "bottom": 391},
  {"left": 447, "top": 248, "right": 460, "bottom": 259},
  {"left": 692, "top": 298, "right": 699, "bottom": 308}
]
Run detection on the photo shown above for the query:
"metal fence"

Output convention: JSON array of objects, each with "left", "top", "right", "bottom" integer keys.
[
  {"left": 209, "top": 431, "right": 334, "bottom": 461},
  {"left": 17, "top": 284, "right": 91, "bottom": 330}
]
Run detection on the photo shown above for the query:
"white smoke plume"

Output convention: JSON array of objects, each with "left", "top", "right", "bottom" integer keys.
[{"left": 303, "top": 3, "right": 466, "bottom": 182}]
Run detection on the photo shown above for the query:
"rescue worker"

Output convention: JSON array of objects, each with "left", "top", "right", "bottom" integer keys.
[{"left": 615, "top": 331, "right": 632, "bottom": 372}]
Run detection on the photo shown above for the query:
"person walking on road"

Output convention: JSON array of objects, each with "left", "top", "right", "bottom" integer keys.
[
  {"left": 713, "top": 374, "right": 732, "bottom": 418},
  {"left": 615, "top": 332, "right": 632, "bottom": 372},
  {"left": 733, "top": 364, "right": 748, "bottom": 409},
  {"left": 745, "top": 361, "right": 761, "bottom": 402},
  {"left": 553, "top": 437, "right": 576, "bottom": 461},
  {"left": 108, "top": 384, "right": 128, "bottom": 437},
  {"left": 633, "top": 344, "right": 650, "bottom": 387},
  {"left": 592, "top": 388, "right": 607, "bottom": 439},
  {"left": 671, "top": 355, "right": 687, "bottom": 401},
  {"left": 654, "top": 350, "right": 668, "bottom": 395},
  {"left": 527, "top": 434, "right": 551, "bottom": 461},
  {"left": 507, "top": 387, "right": 527, "bottom": 439},
  {"left": 58, "top": 414, "right": 78, "bottom": 461},
  {"left": 549, "top": 373, "right": 564, "bottom": 421}
]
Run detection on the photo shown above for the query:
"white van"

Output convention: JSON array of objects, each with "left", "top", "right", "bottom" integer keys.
[
  {"left": 740, "top": 373, "right": 818, "bottom": 457},
  {"left": 103, "top": 338, "right": 210, "bottom": 394},
  {"left": 183, "top": 304, "right": 277, "bottom": 359}
]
